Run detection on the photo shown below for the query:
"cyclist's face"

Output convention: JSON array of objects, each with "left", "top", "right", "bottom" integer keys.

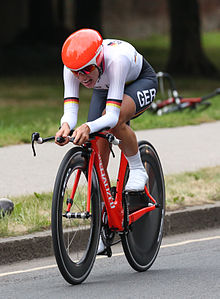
[{"left": 73, "top": 67, "right": 99, "bottom": 88}]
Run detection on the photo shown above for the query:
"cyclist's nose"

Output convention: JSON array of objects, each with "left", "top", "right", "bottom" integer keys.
[{"left": 78, "top": 73, "right": 87, "bottom": 80}]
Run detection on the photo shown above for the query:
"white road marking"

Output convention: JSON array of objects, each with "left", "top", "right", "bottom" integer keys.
[
  {"left": 0, "top": 264, "right": 56, "bottom": 277},
  {"left": 0, "top": 235, "right": 219, "bottom": 278},
  {"left": 161, "top": 235, "right": 220, "bottom": 248}
]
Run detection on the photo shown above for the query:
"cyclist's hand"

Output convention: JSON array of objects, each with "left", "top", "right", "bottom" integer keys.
[
  {"left": 55, "top": 123, "right": 70, "bottom": 146},
  {"left": 73, "top": 123, "right": 90, "bottom": 145}
]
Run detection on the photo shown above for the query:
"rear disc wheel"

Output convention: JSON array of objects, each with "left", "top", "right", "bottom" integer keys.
[{"left": 121, "top": 141, "right": 165, "bottom": 271}]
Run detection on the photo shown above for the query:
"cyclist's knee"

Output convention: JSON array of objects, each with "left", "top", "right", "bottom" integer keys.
[{"left": 111, "top": 121, "right": 127, "bottom": 135}]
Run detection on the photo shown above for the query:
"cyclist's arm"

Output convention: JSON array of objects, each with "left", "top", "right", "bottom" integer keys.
[
  {"left": 86, "top": 101, "right": 121, "bottom": 133},
  {"left": 86, "top": 58, "right": 129, "bottom": 133},
  {"left": 60, "top": 66, "right": 80, "bottom": 130},
  {"left": 61, "top": 97, "right": 79, "bottom": 130}
]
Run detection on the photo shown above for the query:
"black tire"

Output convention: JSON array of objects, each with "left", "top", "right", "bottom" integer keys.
[
  {"left": 121, "top": 140, "right": 165, "bottom": 271},
  {"left": 51, "top": 147, "right": 101, "bottom": 284}
]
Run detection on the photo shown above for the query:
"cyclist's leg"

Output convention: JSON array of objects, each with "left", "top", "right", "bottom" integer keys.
[
  {"left": 110, "top": 96, "right": 147, "bottom": 192},
  {"left": 87, "top": 89, "right": 107, "bottom": 122},
  {"left": 87, "top": 89, "right": 111, "bottom": 172},
  {"left": 87, "top": 89, "right": 112, "bottom": 255},
  {"left": 111, "top": 74, "right": 158, "bottom": 192}
]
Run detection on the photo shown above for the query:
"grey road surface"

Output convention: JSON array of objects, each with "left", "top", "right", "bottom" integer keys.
[
  {"left": 0, "top": 228, "right": 220, "bottom": 299},
  {"left": 0, "top": 121, "right": 220, "bottom": 197}
]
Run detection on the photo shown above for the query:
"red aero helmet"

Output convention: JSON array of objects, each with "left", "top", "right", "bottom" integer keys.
[{"left": 61, "top": 28, "right": 103, "bottom": 71}]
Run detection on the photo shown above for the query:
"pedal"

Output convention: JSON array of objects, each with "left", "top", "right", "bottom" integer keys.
[{"left": 97, "top": 246, "right": 112, "bottom": 258}]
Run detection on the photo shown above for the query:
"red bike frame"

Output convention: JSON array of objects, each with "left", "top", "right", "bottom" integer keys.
[{"left": 66, "top": 134, "right": 158, "bottom": 232}]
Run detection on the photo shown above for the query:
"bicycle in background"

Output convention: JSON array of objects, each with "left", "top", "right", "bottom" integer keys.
[
  {"left": 32, "top": 130, "right": 165, "bottom": 285},
  {"left": 151, "top": 72, "right": 220, "bottom": 115}
]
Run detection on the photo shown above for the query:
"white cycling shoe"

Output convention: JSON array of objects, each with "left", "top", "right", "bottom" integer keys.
[
  {"left": 125, "top": 168, "right": 148, "bottom": 191},
  {"left": 97, "top": 236, "right": 105, "bottom": 254}
]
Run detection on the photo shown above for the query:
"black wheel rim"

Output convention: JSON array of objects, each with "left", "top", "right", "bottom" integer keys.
[{"left": 123, "top": 143, "right": 165, "bottom": 268}]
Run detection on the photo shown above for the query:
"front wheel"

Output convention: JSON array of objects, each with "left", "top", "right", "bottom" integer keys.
[
  {"left": 51, "top": 147, "right": 101, "bottom": 284},
  {"left": 121, "top": 141, "right": 165, "bottom": 271}
]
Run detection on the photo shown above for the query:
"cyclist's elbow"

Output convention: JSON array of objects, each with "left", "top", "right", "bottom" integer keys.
[{"left": 109, "top": 115, "right": 119, "bottom": 129}]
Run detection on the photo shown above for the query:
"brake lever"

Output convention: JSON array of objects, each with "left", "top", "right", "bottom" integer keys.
[
  {"left": 106, "top": 133, "right": 121, "bottom": 145},
  {"left": 31, "top": 132, "right": 54, "bottom": 157},
  {"left": 105, "top": 133, "right": 121, "bottom": 158},
  {"left": 31, "top": 132, "right": 40, "bottom": 157}
]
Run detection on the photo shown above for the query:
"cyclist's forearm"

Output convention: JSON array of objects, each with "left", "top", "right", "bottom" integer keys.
[
  {"left": 61, "top": 113, "right": 77, "bottom": 130},
  {"left": 86, "top": 105, "right": 120, "bottom": 133},
  {"left": 61, "top": 99, "right": 79, "bottom": 130}
]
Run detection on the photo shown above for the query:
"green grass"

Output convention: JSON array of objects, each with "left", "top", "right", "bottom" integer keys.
[
  {"left": 0, "top": 32, "right": 220, "bottom": 146},
  {"left": 0, "top": 192, "right": 53, "bottom": 237},
  {"left": 165, "top": 166, "right": 220, "bottom": 211},
  {"left": 0, "top": 78, "right": 92, "bottom": 146},
  {"left": 1, "top": 166, "right": 220, "bottom": 237}
]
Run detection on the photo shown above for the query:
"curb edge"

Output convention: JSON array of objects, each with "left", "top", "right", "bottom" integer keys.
[{"left": 1, "top": 202, "right": 220, "bottom": 265}]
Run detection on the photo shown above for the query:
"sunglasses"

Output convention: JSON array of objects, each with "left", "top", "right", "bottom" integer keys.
[{"left": 72, "top": 65, "right": 96, "bottom": 76}]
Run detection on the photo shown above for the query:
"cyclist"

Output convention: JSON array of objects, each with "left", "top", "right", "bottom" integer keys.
[{"left": 55, "top": 28, "right": 158, "bottom": 254}]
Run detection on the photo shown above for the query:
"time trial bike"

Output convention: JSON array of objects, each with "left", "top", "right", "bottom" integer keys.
[{"left": 31, "top": 130, "right": 165, "bottom": 285}]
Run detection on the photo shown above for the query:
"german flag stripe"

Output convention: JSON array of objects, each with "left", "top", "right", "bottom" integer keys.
[
  {"left": 133, "top": 106, "right": 150, "bottom": 117},
  {"left": 64, "top": 97, "right": 79, "bottom": 105},
  {"left": 106, "top": 100, "right": 122, "bottom": 109}
]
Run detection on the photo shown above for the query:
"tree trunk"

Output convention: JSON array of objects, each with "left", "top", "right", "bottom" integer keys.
[
  {"left": 27, "top": 0, "right": 69, "bottom": 44},
  {"left": 29, "top": 0, "right": 54, "bottom": 38},
  {"left": 57, "top": 0, "right": 65, "bottom": 28},
  {"left": 74, "top": 0, "right": 102, "bottom": 35},
  {"left": 166, "top": 0, "right": 217, "bottom": 76}
]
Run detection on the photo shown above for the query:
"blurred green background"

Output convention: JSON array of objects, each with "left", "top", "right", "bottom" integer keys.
[{"left": 0, "top": 0, "right": 220, "bottom": 147}]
